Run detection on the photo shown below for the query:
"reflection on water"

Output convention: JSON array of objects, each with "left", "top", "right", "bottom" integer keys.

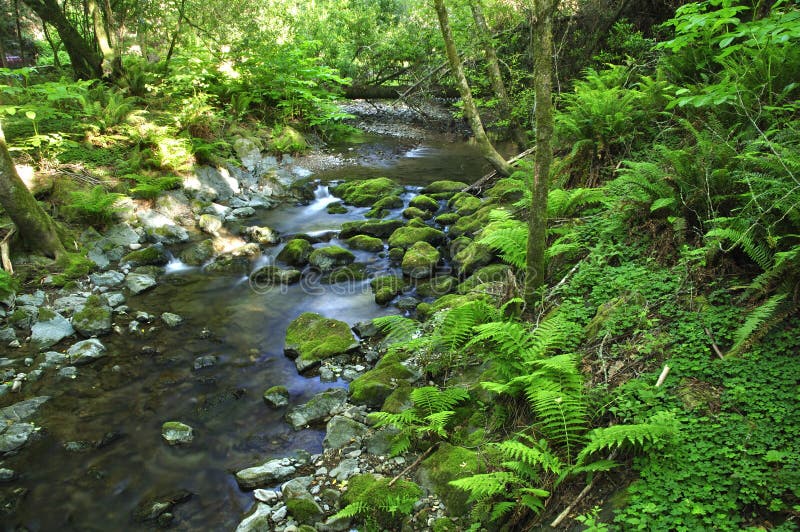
[{"left": 5, "top": 131, "right": 490, "bottom": 530}]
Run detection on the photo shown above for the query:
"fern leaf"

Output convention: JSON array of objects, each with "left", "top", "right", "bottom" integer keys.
[
  {"left": 576, "top": 413, "right": 679, "bottom": 465},
  {"left": 449, "top": 471, "right": 521, "bottom": 499},
  {"left": 728, "top": 293, "right": 788, "bottom": 356}
]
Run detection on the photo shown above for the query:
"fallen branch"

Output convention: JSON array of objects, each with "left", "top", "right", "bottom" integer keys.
[
  {"left": 388, "top": 443, "right": 438, "bottom": 487},
  {"left": 550, "top": 363, "right": 671, "bottom": 527},
  {"left": 704, "top": 327, "right": 724, "bottom": 359},
  {"left": 463, "top": 146, "right": 536, "bottom": 193}
]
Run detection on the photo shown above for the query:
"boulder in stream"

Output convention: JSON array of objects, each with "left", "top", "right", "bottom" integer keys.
[
  {"left": 285, "top": 387, "right": 347, "bottom": 429},
  {"left": 161, "top": 421, "right": 194, "bottom": 445},
  {"left": 235, "top": 457, "right": 297, "bottom": 489},
  {"left": 284, "top": 313, "right": 359, "bottom": 372},
  {"left": 308, "top": 246, "right": 355, "bottom": 272},
  {"left": 30, "top": 309, "right": 74, "bottom": 350}
]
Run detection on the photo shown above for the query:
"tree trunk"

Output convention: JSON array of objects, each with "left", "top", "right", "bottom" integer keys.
[
  {"left": 0, "top": 29, "right": 7, "bottom": 68},
  {"left": 88, "top": 0, "right": 122, "bottom": 79},
  {"left": 15, "top": 0, "right": 25, "bottom": 63},
  {"left": 0, "top": 121, "right": 66, "bottom": 259},
  {"left": 42, "top": 21, "right": 62, "bottom": 69},
  {"left": 524, "top": 0, "right": 556, "bottom": 304},
  {"left": 433, "top": 0, "right": 512, "bottom": 176},
  {"left": 164, "top": 0, "right": 186, "bottom": 69},
  {"left": 23, "top": 0, "right": 102, "bottom": 79},
  {"left": 470, "top": 0, "right": 528, "bottom": 148}
]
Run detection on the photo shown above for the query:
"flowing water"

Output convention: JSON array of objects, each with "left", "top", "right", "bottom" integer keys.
[{"left": 3, "top": 133, "right": 495, "bottom": 530}]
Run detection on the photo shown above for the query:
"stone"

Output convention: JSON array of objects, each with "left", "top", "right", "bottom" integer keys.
[
  {"left": 52, "top": 295, "right": 89, "bottom": 316},
  {"left": 235, "top": 502, "right": 273, "bottom": 532},
  {"left": 104, "top": 292, "right": 126, "bottom": 308},
  {"left": 369, "top": 276, "right": 404, "bottom": 306},
  {"left": 133, "top": 489, "right": 192, "bottom": 522},
  {"left": 0, "top": 327, "right": 17, "bottom": 344},
  {"left": 230, "top": 207, "right": 256, "bottom": 219},
  {"left": 250, "top": 266, "right": 302, "bottom": 287},
  {"left": 244, "top": 225, "right": 280, "bottom": 245},
  {"left": 285, "top": 493, "right": 323, "bottom": 525},
  {"left": 416, "top": 276, "right": 457, "bottom": 298},
  {"left": 139, "top": 211, "right": 189, "bottom": 244},
  {"left": 0, "top": 396, "right": 49, "bottom": 454},
  {"left": 284, "top": 313, "right": 359, "bottom": 372},
  {"left": 263, "top": 386, "right": 290, "bottom": 408},
  {"left": 366, "top": 426, "right": 402, "bottom": 456},
  {"left": 452, "top": 242, "right": 493, "bottom": 276},
  {"left": 121, "top": 245, "right": 169, "bottom": 267},
  {"left": 199, "top": 214, "right": 224, "bottom": 236},
  {"left": 329, "top": 458, "right": 360, "bottom": 481},
  {"left": 57, "top": 366, "right": 77, "bottom": 379},
  {"left": 185, "top": 165, "right": 240, "bottom": 201},
  {"left": 67, "top": 338, "right": 107, "bottom": 365},
  {"left": 448, "top": 193, "right": 483, "bottom": 216},
  {"left": 401, "top": 241, "right": 440, "bottom": 279},
  {"left": 105, "top": 222, "right": 143, "bottom": 248},
  {"left": 15, "top": 290, "right": 45, "bottom": 307},
  {"left": 323, "top": 415, "right": 369, "bottom": 450},
  {"left": 308, "top": 246, "right": 355, "bottom": 272},
  {"left": 326, "top": 202, "right": 348, "bottom": 214},
  {"left": 345, "top": 235, "right": 384, "bottom": 252},
  {"left": 349, "top": 355, "right": 418, "bottom": 407},
  {"left": 125, "top": 273, "right": 157, "bottom": 295},
  {"left": 352, "top": 320, "right": 378, "bottom": 338},
  {"left": 254, "top": 489, "right": 280, "bottom": 504},
  {"left": 408, "top": 194, "right": 439, "bottom": 212},
  {"left": 416, "top": 443, "right": 483, "bottom": 516},
  {"left": 31, "top": 310, "right": 74, "bottom": 350},
  {"left": 422, "top": 180, "right": 468, "bottom": 198},
  {"left": 338, "top": 219, "right": 404, "bottom": 240},
  {"left": 235, "top": 457, "right": 297, "bottom": 489},
  {"left": 276, "top": 239, "right": 313, "bottom": 267},
  {"left": 388, "top": 226, "right": 446, "bottom": 249},
  {"left": 281, "top": 476, "right": 312, "bottom": 500},
  {"left": 434, "top": 212, "right": 460, "bottom": 226},
  {"left": 161, "top": 421, "right": 193, "bottom": 445},
  {"left": 161, "top": 312, "right": 183, "bottom": 328},
  {"left": 72, "top": 295, "right": 113, "bottom": 337},
  {"left": 0, "top": 468, "right": 16, "bottom": 482},
  {"left": 193, "top": 355, "right": 217, "bottom": 370},
  {"left": 402, "top": 206, "right": 433, "bottom": 220},
  {"left": 332, "top": 178, "right": 403, "bottom": 207},
  {"left": 285, "top": 388, "right": 348, "bottom": 429},
  {"left": 180, "top": 239, "right": 217, "bottom": 266},
  {"left": 396, "top": 296, "right": 420, "bottom": 311}
]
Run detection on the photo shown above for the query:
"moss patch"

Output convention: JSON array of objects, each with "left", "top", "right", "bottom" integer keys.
[
  {"left": 277, "top": 238, "right": 313, "bottom": 267},
  {"left": 339, "top": 219, "right": 405, "bottom": 239},
  {"left": 309, "top": 245, "right": 356, "bottom": 272},
  {"left": 452, "top": 242, "right": 493, "bottom": 276},
  {"left": 345, "top": 235, "right": 384, "bottom": 252},
  {"left": 417, "top": 443, "right": 484, "bottom": 516},
  {"left": 121, "top": 245, "right": 168, "bottom": 266},
  {"left": 401, "top": 241, "right": 440, "bottom": 279},
  {"left": 284, "top": 312, "right": 359, "bottom": 365},
  {"left": 422, "top": 180, "right": 468, "bottom": 199},
  {"left": 349, "top": 360, "right": 416, "bottom": 407},
  {"left": 388, "top": 226, "right": 446, "bottom": 249},
  {"left": 370, "top": 275, "right": 404, "bottom": 305},
  {"left": 333, "top": 177, "right": 403, "bottom": 207},
  {"left": 416, "top": 276, "right": 457, "bottom": 298},
  {"left": 341, "top": 473, "right": 422, "bottom": 528},
  {"left": 434, "top": 212, "right": 460, "bottom": 226},
  {"left": 286, "top": 495, "right": 323, "bottom": 524}
]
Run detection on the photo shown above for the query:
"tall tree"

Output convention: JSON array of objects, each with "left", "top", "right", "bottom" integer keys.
[
  {"left": 469, "top": 0, "right": 527, "bottom": 148},
  {"left": 523, "top": 0, "right": 556, "bottom": 304},
  {"left": 0, "top": 120, "right": 66, "bottom": 258},
  {"left": 23, "top": 0, "right": 102, "bottom": 78},
  {"left": 433, "top": 0, "right": 512, "bottom": 176}
]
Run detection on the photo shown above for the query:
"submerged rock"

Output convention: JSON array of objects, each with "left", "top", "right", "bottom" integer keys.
[
  {"left": 0, "top": 396, "right": 49, "bottom": 454},
  {"left": 263, "top": 385, "right": 290, "bottom": 408},
  {"left": 125, "top": 272, "right": 157, "bottom": 295},
  {"left": 161, "top": 312, "right": 183, "bottom": 328},
  {"left": 308, "top": 246, "right": 355, "bottom": 272},
  {"left": 161, "top": 421, "right": 194, "bottom": 445}
]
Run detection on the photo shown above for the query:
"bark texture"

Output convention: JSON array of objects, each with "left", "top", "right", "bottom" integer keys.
[
  {"left": 0, "top": 122, "right": 66, "bottom": 258},
  {"left": 524, "top": 0, "right": 556, "bottom": 304},
  {"left": 23, "top": 0, "right": 102, "bottom": 79},
  {"left": 433, "top": 0, "right": 512, "bottom": 176}
]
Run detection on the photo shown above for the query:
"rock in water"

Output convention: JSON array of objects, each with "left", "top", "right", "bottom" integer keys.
[
  {"left": 285, "top": 388, "right": 347, "bottom": 429},
  {"left": 66, "top": 338, "right": 107, "bottom": 365},
  {"left": 30, "top": 310, "right": 74, "bottom": 350},
  {"left": 161, "top": 422, "right": 194, "bottom": 445},
  {"left": 235, "top": 457, "right": 297, "bottom": 489},
  {"left": 284, "top": 313, "right": 359, "bottom": 373}
]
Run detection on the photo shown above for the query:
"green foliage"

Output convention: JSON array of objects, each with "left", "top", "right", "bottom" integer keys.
[
  {"left": 52, "top": 252, "right": 95, "bottom": 286},
  {"left": 124, "top": 173, "right": 182, "bottom": 200},
  {"left": 332, "top": 474, "right": 422, "bottom": 531},
  {"left": 0, "top": 269, "right": 18, "bottom": 300},
  {"left": 369, "top": 386, "right": 469, "bottom": 455},
  {"left": 65, "top": 186, "right": 124, "bottom": 226}
]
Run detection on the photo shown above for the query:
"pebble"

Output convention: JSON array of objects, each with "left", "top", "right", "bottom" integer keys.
[{"left": 57, "top": 366, "right": 78, "bottom": 380}]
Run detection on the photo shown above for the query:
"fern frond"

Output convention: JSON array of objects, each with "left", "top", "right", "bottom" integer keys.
[
  {"left": 528, "top": 389, "right": 587, "bottom": 463},
  {"left": 489, "top": 501, "right": 516, "bottom": 522},
  {"left": 373, "top": 315, "right": 420, "bottom": 345},
  {"left": 331, "top": 501, "right": 369, "bottom": 520},
  {"left": 438, "top": 300, "right": 500, "bottom": 351},
  {"left": 449, "top": 471, "right": 521, "bottom": 499},
  {"left": 728, "top": 293, "right": 789, "bottom": 356},
  {"left": 576, "top": 412, "right": 679, "bottom": 465},
  {"left": 478, "top": 211, "right": 528, "bottom": 270},
  {"left": 411, "top": 386, "right": 469, "bottom": 416},
  {"left": 422, "top": 411, "right": 456, "bottom": 437},
  {"left": 706, "top": 225, "right": 773, "bottom": 271}
]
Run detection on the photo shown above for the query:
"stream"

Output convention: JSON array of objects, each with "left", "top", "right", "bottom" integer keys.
[{"left": 4, "top": 132, "right": 497, "bottom": 530}]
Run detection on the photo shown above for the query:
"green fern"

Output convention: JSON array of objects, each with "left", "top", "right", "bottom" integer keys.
[
  {"left": 477, "top": 209, "right": 528, "bottom": 270},
  {"left": 66, "top": 185, "right": 124, "bottom": 226},
  {"left": 576, "top": 411, "right": 679, "bottom": 465},
  {"left": 728, "top": 293, "right": 790, "bottom": 357}
]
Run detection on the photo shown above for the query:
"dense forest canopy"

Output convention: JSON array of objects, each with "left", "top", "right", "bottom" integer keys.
[{"left": 0, "top": 0, "right": 799, "bottom": 530}]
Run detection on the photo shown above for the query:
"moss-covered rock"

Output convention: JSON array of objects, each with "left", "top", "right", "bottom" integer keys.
[
  {"left": 434, "top": 212, "right": 460, "bottom": 226},
  {"left": 345, "top": 235, "right": 384, "bottom": 252},
  {"left": 422, "top": 180, "right": 468, "bottom": 199},
  {"left": 448, "top": 205, "right": 494, "bottom": 238},
  {"left": 401, "top": 241, "right": 440, "bottom": 279},
  {"left": 485, "top": 177, "right": 525, "bottom": 205},
  {"left": 309, "top": 245, "right": 356, "bottom": 272},
  {"left": 388, "top": 226, "right": 446, "bottom": 250},
  {"left": 349, "top": 359, "right": 416, "bottom": 407},
  {"left": 452, "top": 242, "right": 493, "bottom": 276},
  {"left": 277, "top": 238, "right": 313, "bottom": 267},
  {"left": 251, "top": 266, "right": 302, "bottom": 286},
  {"left": 179, "top": 239, "right": 216, "bottom": 266},
  {"left": 402, "top": 206, "right": 433, "bottom": 220},
  {"left": 381, "top": 385, "right": 414, "bottom": 413},
  {"left": 370, "top": 275, "right": 404, "bottom": 305},
  {"left": 409, "top": 194, "right": 439, "bottom": 213},
  {"left": 284, "top": 312, "right": 359, "bottom": 372},
  {"left": 339, "top": 219, "right": 405, "bottom": 239},
  {"left": 416, "top": 302, "right": 432, "bottom": 320},
  {"left": 326, "top": 201, "right": 349, "bottom": 214},
  {"left": 263, "top": 385, "right": 289, "bottom": 408},
  {"left": 342, "top": 474, "right": 422, "bottom": 529},
  {"left": 366, "top": 194, "right": 405, "bottom": 218},
  {"left": 121, "top": 245, "right": 168, "bottom": 267},
  {"left": 286, "top": 494, "right": 323, "bottom": 524},
  {"left": 269, "top": 125, "right": 308, "bottom": 153},
  {"left": 430, "top": 293, "right": 493, "bottom": 314},
  {"left": 416, "top": 276, "right": 457, "bottom": 298},
  {"left": 457, "top": 264, "right": 511, "bottom": 293},
  {"left": 333, "top": 177, "right": 403, "bottom": 207},
  {"left": 72, "top": 295, "right": 112, "bottom": 337},
  {"left": 205, "top": 245, "right": 259, "bottom": 274},
  {"left": 388, "top": 247, "right": 405, "bottom": 262},
  {"left": 448, "top": 193, "right": 483, "bottom": 216},
  {"left": 417, "top": 443, "right": 483, "bottom": 516}
]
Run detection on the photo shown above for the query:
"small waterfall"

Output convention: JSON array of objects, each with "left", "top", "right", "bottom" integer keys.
[
  {"left": 164, "top": 253, "right": 194, "bottom": 274},
  {"left": 306, "top": 184, "right": 339, "bottom": 212}
]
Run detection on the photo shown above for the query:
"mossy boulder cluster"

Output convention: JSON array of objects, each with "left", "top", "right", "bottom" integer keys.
[
  {"left": 284, "top": 312, "right": 359, "bottom": 373},
  {"left": 332, "top": 177, "right": 403, "bottom": 207}
]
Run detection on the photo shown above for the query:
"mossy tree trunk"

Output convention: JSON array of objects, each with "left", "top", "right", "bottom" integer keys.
[
  {"left": 23, "top": 0, "right": 102, "bottom": 79},
  {"left": 469, "top": 0, "right": 528, "bottom": 148},
  {"left": 433, "top": 0, "right": 513, "bottom": 177},
  {"left": 88, "top": 0, "right": 123, "bottom": 80},
  {"left": 524, "top": 0, "right": 556, "bottom": 305},
  {"left": 0, "top": 121, "right": 66, "bottom": 259}
]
